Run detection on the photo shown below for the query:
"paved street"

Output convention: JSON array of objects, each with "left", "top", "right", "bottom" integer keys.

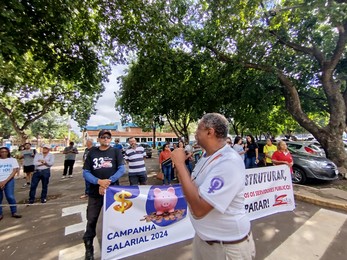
[{"left": 0, "top": 152, "right": 346, "bottom": 260}]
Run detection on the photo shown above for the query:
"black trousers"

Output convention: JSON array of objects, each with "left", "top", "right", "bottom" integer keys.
[
  {"left": 83, "top": 196, "right": 103, "bottom": 241},
  {"left": 63, "top": 160, "right": 75, "bottom": 176}
]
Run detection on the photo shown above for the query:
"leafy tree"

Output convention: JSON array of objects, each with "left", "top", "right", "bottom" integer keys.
[
  {"left": 30, "top": 112, "right": 69, "bottom": 141},
  {"left": 112, "top": 0, "right": 347, "bottom": 173},
  {"left": 0, "top": 0, "right": 112, "bottom": 143},
  {"left": 0, "top": 114, "right": 15, "bottom": 140}
]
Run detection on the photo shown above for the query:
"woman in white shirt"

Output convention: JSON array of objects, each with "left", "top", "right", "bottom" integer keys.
[
  {"left": 0, "top": 147, "right": 22, "bottom": 220},
  {"left": 233, "top": 136, "right": 246, "bottom": 161}
]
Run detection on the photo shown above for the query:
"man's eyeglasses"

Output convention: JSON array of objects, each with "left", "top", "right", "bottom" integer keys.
[{"left": 100, "top": 136, "right": 111, "bottom": 140}]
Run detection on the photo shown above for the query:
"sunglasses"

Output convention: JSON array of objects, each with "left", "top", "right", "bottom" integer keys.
[{"left": 100, "top": 136, "right": 111, "bottom": 140}]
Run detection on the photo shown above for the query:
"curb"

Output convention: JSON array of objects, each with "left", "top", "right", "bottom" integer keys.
[{"left": 294, "top": 192, "right": 347, "bottom": 212}]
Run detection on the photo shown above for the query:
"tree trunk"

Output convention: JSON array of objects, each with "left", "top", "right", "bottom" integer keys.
[
  {"left": 278, "top": 72, "right": 347, "bottom": 178},
  {"left": 152, "top": 125, "right": 156, "bottom": 149},
  {"left": 17, "top": 129, "right": 28, "bottom": 145}
]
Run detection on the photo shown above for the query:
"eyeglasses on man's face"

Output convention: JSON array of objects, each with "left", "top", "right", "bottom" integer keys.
[{"left": 100, "top": 136, "right": 111, "bottom": 140}]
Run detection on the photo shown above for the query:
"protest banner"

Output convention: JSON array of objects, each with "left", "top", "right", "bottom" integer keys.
[
  {"left": 102, "top": 184, "right": 195, "bottom": 260},
  {"left": 102, "top": 165, "right": 295, "bottom": 259},
  {"left": 245, "top": 165, "right": 295, "bottom": 220}
]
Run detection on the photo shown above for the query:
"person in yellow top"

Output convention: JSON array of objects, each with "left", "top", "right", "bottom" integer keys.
[{"left": 263, "top": 139, "right": 277, "bottom": 166}]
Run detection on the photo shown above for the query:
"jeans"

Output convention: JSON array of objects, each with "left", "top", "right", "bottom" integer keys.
[
  {"left": 186, "top": 161, "right": 193, "bottom": 174},
  {"left": 0, "top": 178, "right": 17, "bottom": 215},
  {"left": 194, "top": 153, "right": 201, "bottom": 164},
  {"left": 245, "top": 156, "right": 257, "bottom": 169},
  {"left": 162, "top": 164, "right": 172, "bottom": 185},
  {"left": 29, "top": 169, "right": 51, "bottom": 203},
  {"left": 63, "top": 160, "right": 75, "bottom": 176},
  {"left": 129, "top": 173, "right": 147, "bottom": 185},
  {"left": 85, "top": 180, "right": 90, "bottom": 195},
  {"left": 83, "top": 196, "right": 103, "bottom": 241}
]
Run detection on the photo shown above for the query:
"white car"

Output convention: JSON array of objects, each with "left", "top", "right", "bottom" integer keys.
[{"left": 286, "top": 141, "right": 325, "bottom": 157}]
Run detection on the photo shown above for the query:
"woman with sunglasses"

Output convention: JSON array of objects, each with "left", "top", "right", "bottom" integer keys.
[{"left": 0, "top": 146, "right": 22, "bottom": 221}]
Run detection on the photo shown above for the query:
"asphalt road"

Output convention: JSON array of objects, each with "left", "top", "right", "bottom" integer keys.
[{"left": 0, "top": 152, "right": 347, "bottom": 260}]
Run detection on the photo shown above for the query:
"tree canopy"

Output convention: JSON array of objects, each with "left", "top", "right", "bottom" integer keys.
[
  {"left": 0, "top": 0, "right": 114, "bottom": 142},
  {"left": 114, "top": 0, "right": 347, "bottom": 171}
]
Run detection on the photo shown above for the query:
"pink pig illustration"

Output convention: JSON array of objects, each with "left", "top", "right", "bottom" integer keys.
[{"left": 153, "top": 187, "right": 178, "bottom": 215}]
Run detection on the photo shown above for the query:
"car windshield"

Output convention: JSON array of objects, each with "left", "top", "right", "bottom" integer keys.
[
  {"left": 287, "top": 147, "right": 296, "bottom": 154},
  {"left": 286, "top": 143, "right": 303, "bottom": 150}
]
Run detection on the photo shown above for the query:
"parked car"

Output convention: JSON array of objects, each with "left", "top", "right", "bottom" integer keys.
[
  {"left": 120, "top": 142, "right": 130, "bottom": 155},
  {"left": 138, "top": 143, "right": 153, "bottom": 158},
  {"left": 286, "top": 141, "right": 326, "bottom": 157},
  {"left": 257, "top": 141, "right": 339, "bottom": 184}
]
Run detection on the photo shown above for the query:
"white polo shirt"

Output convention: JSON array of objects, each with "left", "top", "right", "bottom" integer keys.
[{"left": 191, "top": 144, "right": 250, "bottom": 241}]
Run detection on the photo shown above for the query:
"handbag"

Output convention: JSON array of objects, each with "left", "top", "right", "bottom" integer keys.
[
  {"left": 156, "top": 171, "right": 164, "bottom": 180},
  {"left": 161, "top": 157, "right": 172, "bottom": 167}
]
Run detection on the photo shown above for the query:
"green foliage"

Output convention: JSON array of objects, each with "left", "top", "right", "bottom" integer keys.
[
  {"left": 112, "top": 0, "right": 347, "bottom": 170},
  {"left": 30, "top": 112, "right": 69, "bottom": 140},
  {"left": 0, "top": 0, "right": 113, "bottom": 141},
  {"left": 0, "top": 114, "right": 15, "bottom": 139},
  {"left": 117, "top": 49, "right": 204, "bottom": 139}
]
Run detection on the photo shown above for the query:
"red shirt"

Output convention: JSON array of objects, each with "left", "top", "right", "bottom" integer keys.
[
  {"left": 159, "top": 150, "right": 171, "bottom": 164},
  {"left": 271, "top": 150, "right": 293, "bottom": 173}
]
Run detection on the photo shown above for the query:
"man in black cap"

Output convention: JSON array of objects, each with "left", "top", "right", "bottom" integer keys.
[{"left": 82, "top": 129, "right": 125, "bottom": 260}]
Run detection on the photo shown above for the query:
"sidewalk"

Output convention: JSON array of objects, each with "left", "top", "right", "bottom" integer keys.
[{"left": 293, "top": 183, "right": 347, "bottom": 212}]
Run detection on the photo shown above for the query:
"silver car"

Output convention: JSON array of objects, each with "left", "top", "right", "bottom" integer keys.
[
  {"left": 286, "top": 141, "right": 325, "bottom": 157},
  {"left": 290, "top": 149, "right": 338, "bottom": 184},
  {"left": 257, "top": 141, "right": 338, "bottom": 184}
]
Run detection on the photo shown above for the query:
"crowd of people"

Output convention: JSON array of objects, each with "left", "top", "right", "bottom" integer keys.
[
  {"left": 226, "top": 135, "right": 293, "bottom": 171},
  {"left": 157, "top": 134, "right": 293, "bottom": 185},
  {"left": 0, "top": 143, "right": 55, "bottom": 221},
  {"left": 0, "top": 121, "right": 294, "bottom": 260}
]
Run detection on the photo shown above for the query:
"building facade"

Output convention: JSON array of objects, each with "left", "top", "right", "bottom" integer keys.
[{"left": 83, "top": 123, "right": 178, "bottom": 147}]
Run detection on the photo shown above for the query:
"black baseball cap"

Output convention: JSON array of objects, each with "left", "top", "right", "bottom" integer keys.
[{"left": 98, "top": 129, "right": 112, "bottom": 138}]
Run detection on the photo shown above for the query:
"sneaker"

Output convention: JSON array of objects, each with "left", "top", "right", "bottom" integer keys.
[
  {"left": 41, "top": 199, "right": 47, "bottom": 203},
  {"left": 12, "top": 213, "right": 22, "bottom": 218},
  {"left": 68, "top": 175, "right": 73, "bottom": 178},
  {"left": 61, "top": 176, "right": 66, "bottom": 179}
]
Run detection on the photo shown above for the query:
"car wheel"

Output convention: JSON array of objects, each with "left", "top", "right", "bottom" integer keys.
[{"left": 292, "top": 166, "right": 307, "bottom": 184}]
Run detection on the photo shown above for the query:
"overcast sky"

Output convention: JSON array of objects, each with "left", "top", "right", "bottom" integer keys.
[{"left": 70, "top": 64, "right": 128, "bottom": 135}]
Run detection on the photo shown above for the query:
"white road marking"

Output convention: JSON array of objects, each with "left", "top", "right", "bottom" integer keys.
[
  {"left": 59, "top": 204, "right": 101, "bottom": 260},
  {"left": 265, "top": 208, "right": 347, "bottom": 260},
  {"left": 62, "top": 204, "right": 87, "bottom": 236}
]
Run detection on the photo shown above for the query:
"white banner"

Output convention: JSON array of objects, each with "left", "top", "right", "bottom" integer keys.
[
  {"left": 102, "top": 184, "right": 195, "bottom": 260},
  {"left": 245, "top": 165, "right": 295, "bottom": 220},
  {"left": 102, "top": 165, "right": 295, "bottom": 259}
]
